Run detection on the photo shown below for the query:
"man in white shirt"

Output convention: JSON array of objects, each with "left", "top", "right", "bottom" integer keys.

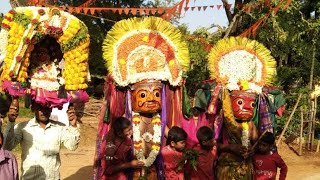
[{"left": 4, "top": 100, "right": 80, "bottom": 180}]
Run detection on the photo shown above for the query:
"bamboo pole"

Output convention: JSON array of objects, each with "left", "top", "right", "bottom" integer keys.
[
  {"left": 299, "top": 106, "right": 304, "bottom": 156},
  {"left": 311, "top": 96, "right": 317, "bottom": 150},
  {"left": 308, "top": 104, "right": 314, "bottom": 150},
  {"left": 276, "top": 93, "right": 302, "bottom": 146}
]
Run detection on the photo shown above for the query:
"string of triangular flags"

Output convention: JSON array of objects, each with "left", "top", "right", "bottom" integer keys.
[{"left": 54, "top": 0, "right": 231, "bottom": 19}]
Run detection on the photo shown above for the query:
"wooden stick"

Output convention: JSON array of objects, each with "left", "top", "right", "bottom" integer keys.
[
  {"left": 252, "top": 129, "right": 269, "bottom": 150},
  {"left": 276, "top": 93, "right": 302, "bottom": 146},
  {"left": 311, "top": 97, "right": 317, "bottom": 150},
  {"left": 299, "top": 106, "right": 304, "bottom": 156}
]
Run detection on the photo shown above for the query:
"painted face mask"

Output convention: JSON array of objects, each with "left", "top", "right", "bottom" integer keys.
[
  {"left": 131, "top": 80, "right": 162, "bottom": 113},
  {"left": 230, "top": 91, "right": 257, "bottom": 121}
]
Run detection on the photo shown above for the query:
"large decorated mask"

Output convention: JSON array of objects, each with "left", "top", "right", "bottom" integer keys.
[
  {"left": 131, "top": 80, "right": 162, "bottom": 113},
  {"left": 230, "top": 91, "right": 257, "bottom": 121}
]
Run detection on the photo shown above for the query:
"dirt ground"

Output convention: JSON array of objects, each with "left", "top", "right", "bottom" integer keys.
[{"left": 12, "top": 116, "right": 320, "bottom": 180}]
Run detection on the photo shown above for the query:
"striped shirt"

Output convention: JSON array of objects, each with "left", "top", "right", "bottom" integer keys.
[{"left": 4, "top": 118, "right": 80, "bottom": 180}]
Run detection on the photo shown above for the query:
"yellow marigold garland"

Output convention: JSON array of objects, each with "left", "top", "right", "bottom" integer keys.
[{"left": 0, "top": 7, "right": 90, "bottom": 91}]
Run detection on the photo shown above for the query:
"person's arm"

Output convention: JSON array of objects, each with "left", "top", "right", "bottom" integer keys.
[
  {"left": 3, "top": 106, "right": 22, "bottom": 151},
  {"left": 105, "top": 159, "right": 144, "bottom": 175},
  {"left": 275, "top": 154, "right": 288, "bottom": 180},
  {"left": 61, "top": 104, "right": 80, "bottom": 151}
]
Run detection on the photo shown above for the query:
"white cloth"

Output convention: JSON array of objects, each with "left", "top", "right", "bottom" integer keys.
[
  {"left": 50, "top": 102, "right": 69, "bottom": 126},
  {"left": 4, "top": 118, "right": 80, "bottom": 180}
]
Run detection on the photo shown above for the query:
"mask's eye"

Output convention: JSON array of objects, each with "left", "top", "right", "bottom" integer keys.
[
  {"left": 251, "top": 102, "right": 255, "bottom": 108},
  {"left": 140, "top": 93, "right": 146, "bottom": 98},
  {"left": 155, "top": 92, "right": 160, "bottom": 97},
  {"left": 237, "top": 99, "right": 243, "bottom": 105}
]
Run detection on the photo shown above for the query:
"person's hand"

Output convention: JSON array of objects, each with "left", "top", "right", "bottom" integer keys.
[
  {"left": 7, "top": 106, "right": 19, "bottom": 122},
  {"left": 129, "top": 160, "right": 145, "bottom": 168},
  {"left": 67, "top": 104, "right": 77, "bottom": 127},
  {"left": 229, "top": 144, "right": 248, "bottom": 157}
]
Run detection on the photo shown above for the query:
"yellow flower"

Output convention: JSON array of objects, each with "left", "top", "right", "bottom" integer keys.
[
  {"left": 24, "top": 10, "right": 33, "bottom": 17},
  {"left": 242, "top": 122, "right": 249, "bottom": 130},
  {"left": 239, "top": 80, "right": 249, "bottom": 91},
  {"left": 142, "top": 36, "right": 149, "bottom": 42}
]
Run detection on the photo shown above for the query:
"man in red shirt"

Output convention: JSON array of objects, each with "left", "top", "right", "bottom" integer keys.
[{"left": 253, "top": 132, "right": 287, "bottom": 180}]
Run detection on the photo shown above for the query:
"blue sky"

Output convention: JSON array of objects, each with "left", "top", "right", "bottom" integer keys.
[{"left": 0, "top": 0, "right": 234, "bottom": 32}]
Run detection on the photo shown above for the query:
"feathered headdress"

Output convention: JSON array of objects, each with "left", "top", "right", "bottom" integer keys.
[
  {"left": 207, "top": 36, "right": 277, "bottom": 93},
  {"left": 102, "top": 16, "right": 190, "bottom": 87}
]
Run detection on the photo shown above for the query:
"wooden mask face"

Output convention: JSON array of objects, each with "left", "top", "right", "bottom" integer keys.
[
  {"left": 230, "top": 91, "right": 257, "bottom": 121},
  {"left": 131, "top": 80, "right": 162, "bottom": 113}
]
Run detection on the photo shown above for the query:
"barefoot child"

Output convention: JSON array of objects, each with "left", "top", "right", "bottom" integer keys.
[
  {"left": 188, "top": 126, "right": 217, "bottom": 180},
  {"left": 162, "top": 126, "right": 187, "bottom": 180},
  {"left": 253, "top": 132, "right": 287, "bottom": 180},
  {"left": 104, "top": 117, "right": 144, "bottom": 180}
]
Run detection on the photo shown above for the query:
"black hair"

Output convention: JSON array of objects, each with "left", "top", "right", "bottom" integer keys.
[
  {"left": 196, "top": 126, "right": 214, "bottom": 144},
  {"left": 261, "top": 132, "right": 275, "bottom": 145},
  {"left": 166, "top": 126, "right": 187, "bottom": 145},
  {"left": 0, "top": 93, "right": 12, "bottom": 116},
  {"left": 0, "top": 131, "right": 3, "bottom": 145},
  {"left": 112, "top": 117, "right": 132, "bottom": 137}
]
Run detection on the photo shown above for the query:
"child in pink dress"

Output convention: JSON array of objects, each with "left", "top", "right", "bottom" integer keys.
[
  {"left": 162, "top": 126, "right": 187, "bottom": 180},
  {"left": 253, "top": 132, "right": 287, "bottom": 180},
  {"left": 103, "top": 117, "right": 144, "bottom": 180}
]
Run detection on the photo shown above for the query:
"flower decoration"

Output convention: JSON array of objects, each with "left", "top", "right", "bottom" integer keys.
[
  {"left": 207, "top": 36, "right": 277, "bottom": 93},
  {"left": 15, "top": 56, "right": 22, "bottom": 62},
  {"left": 38, "top": 9, "right": 45, "bottom": 15},
  {"left": 132, "top": 112, "right": 162, "bottom": 167},
  {"left": 0, "top": 6, "right": 90, "bottom": 107},
  {"left": 31, "top": 19, "right": 38, "bottom": 25},
  {"left": 102, "top": 16, "right": 190, "bottom": 87}
]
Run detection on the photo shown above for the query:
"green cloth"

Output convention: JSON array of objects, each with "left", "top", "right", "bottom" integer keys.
[
  {"left": 182, "top": 85, "right": 193, "bottom": 119},
  {"left": 193, "top": 81, "right": 216, "bottom": 110}
]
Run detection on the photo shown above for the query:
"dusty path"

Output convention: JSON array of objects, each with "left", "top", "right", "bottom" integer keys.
[{"left": 279, "top": 143, "right": 320, "bottom": 180}]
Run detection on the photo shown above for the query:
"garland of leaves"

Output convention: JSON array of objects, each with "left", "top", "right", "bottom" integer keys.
[
  {"left": 12, "top": 12, "right": 31, "bottom": 29},
  {"left": 61, "top": 22, "right": 88, "bottom": 52}
]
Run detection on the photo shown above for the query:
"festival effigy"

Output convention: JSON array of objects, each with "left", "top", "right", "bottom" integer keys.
[
  {"left": 192, "top": 36, "right": 286, "bottom": 179},
  {"left": 93, "top": 16, "right": 190, "bottom": 180},
  {"left": 0, "top": 6, "right": 90, "bottom": 109}
]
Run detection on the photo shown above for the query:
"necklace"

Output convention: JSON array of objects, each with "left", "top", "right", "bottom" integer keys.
[
  {"left": 140, "top": 117, "right": 152, "bottom": 125},
  {"left": 132, "top": 112, "right": 162, "bottom": 167}
]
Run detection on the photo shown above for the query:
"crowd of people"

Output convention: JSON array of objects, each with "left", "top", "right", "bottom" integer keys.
[{"left": 103, "top": 116, "right": 287, "bottom": 180}]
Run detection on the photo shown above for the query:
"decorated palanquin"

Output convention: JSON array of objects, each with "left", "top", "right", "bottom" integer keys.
[
  {"left": 0, "top": 6, "right": 90, "bottom": 108},
  {"left": 93, "top": 17, "right": 190, "bottom": 179},
  {"left": 193, "top": 37, "right": 285, "bottom": 180}
]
